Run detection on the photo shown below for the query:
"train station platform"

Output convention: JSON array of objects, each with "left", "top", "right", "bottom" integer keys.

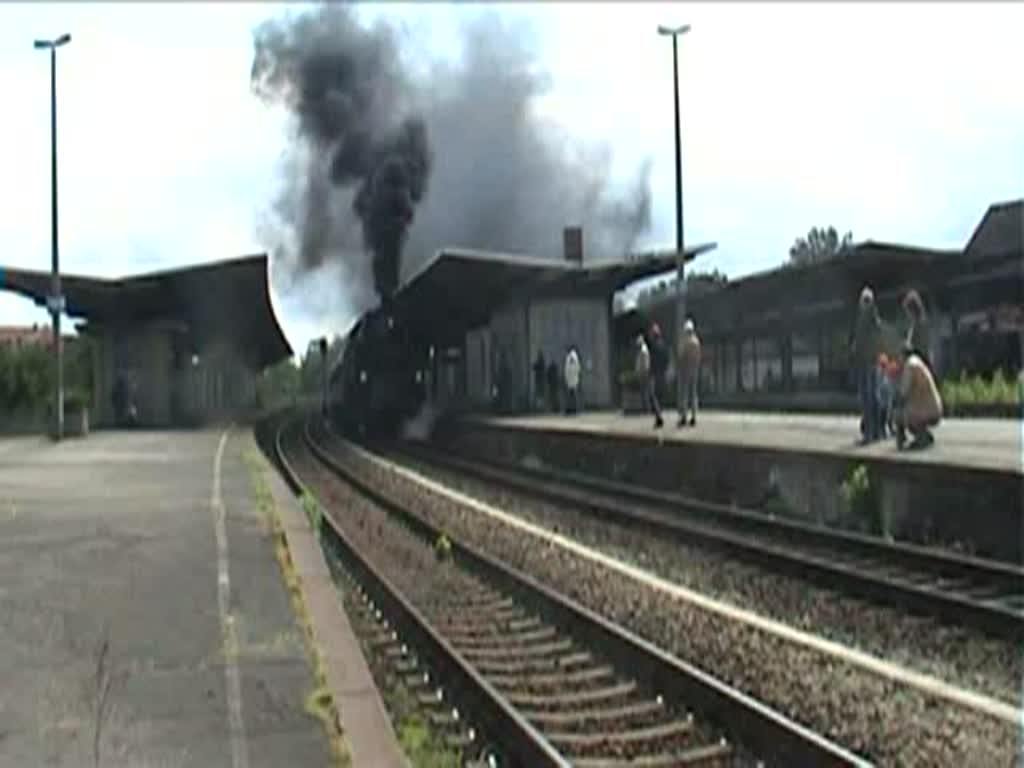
[
  {"left": 449, "top": 410, "right": 1023, "bottom": 562},
  {"left": 0, "top": 427, "right": 337, "bottom": 767},
  {"left": 469, "top": 410, "right": 1022, "bottom": 475}
]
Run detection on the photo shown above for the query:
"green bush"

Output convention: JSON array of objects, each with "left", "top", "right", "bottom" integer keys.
[
  {"left": 64, "top": 389, "right": 90, "bottom": 412},
  {"left": 300, "top": 491, "right": 322, "bottom": 536},
  {"left": 940, "top": 370, "right": 1021, "bottom": 410},
  {"left": 840, "top": 464, "right": 883, "bottom": 535}
]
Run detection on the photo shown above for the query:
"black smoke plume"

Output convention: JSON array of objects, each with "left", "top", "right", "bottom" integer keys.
[
  {"left": 252, "top": 6, "right": 430, "bottom": 300},
  {"left": 254, "top": 8, "right": 651, "bottom": 314}
]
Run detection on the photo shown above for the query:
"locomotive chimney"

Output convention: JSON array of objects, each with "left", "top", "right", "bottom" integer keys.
[{"left": 563, "top": 226, "right": 583, "bottom": 264}]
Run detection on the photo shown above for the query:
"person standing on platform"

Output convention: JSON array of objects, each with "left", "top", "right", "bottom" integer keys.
[
  {"left": 897, "top": 342, "right": 943, "bottom": 450},
  {"left": 546, "top": 360, "right": 560, "bottom": 414},
  {"left": 902, "top": 289, "right": 932, "bottom": 371},
  {"left": 533, "top": 350, "right": 547, "bottom": 411},
  {"left": 851, "top": 286, "right": 883, "bottom": 443},
  {"left": 636, "top": 332, "right": 663, "bottom": 429},
  {"left": 676, "top": 319, "right": 702, "bottom": 428},
  {"left": 564, "top": 346, "right": 581, "bottom": 415},
  {"left": 647, "top": 325, "right": 671, "bottom": 434}
]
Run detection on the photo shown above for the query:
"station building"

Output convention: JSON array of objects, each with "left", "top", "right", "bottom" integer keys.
[
  {"left": 634, "top": 199, "right": 1023, "bottom": 409},
  {"left": 0, "top": 254, "right": 292, "bottom": 427},
  {"left": 391, "top": 198, "right": 1020, "bottom": 416},
  {"left": 392, "top": 229, "right": 716, "bottom": 412}
]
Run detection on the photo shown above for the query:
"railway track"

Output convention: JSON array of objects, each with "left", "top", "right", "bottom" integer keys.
[
  {"left": 274, "top": 415, "right": 870, "bottom": 767},
  {"left": 390, "top": 441, "right": 1024, "bottom": 640}
]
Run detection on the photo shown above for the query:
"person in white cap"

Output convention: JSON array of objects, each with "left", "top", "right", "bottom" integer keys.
[
  {"left": 676, "top": 318, "right": 702, "bottom": 427},
  {"left": 564, "top": 346, "right": 581, "bottom": 415}
]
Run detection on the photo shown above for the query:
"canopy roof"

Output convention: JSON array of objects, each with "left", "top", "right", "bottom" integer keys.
[
  {"left": 394, "top": 244, "right": 717, "bottom": 343},
  {"left": 0, "top": 254, "right": 292, "bottom": 369}
]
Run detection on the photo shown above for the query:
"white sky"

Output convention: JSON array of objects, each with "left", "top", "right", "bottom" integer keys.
[{"left": 0, "top": 2, "right": 1021, "bottom": 358}]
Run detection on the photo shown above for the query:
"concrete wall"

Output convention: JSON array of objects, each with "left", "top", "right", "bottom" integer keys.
[
  {"left": 90, "top": 325, "right": 257, "bottom": 427},
  {"left": 440, "top": 422, "right": 1024, "bottom": 563},
  {"left": 527, "top": 298, "right": 611, "bottom": 407},
  {"left": 486, "top": 297, "right": 612, "bottom": 411},
  {"left": 491, "top": 304, "right": 530, "bottom": 410},
  {"left": 466, "top": 326, "right": 492, "bottom": 407}
]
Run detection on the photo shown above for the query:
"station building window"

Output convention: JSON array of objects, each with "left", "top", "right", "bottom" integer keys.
[
  {"left": 754, "top": 337, "right": 784, "bottom": 392},
  {"left": 791, "top": 331, "right": 820, "bottom": 390}
]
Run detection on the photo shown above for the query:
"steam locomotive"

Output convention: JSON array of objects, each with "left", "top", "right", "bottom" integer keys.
[{"left": 328, "top": 301, "right": 427, "bottom": 438}]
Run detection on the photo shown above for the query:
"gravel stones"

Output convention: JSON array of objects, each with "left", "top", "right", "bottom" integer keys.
[{"left": 324, "top": 436, "right": 1018, "bottom": 767}]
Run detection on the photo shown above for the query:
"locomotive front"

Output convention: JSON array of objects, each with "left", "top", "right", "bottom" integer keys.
[{"left": 332, "top": 302, "right": 426, "bottom": 439}]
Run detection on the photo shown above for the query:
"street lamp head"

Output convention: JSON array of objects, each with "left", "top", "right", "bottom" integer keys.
[
  {"left": 657, "top": 24, "right": 691, "bottom": 36},
  {"left": 33, "top": 34, "right": 71, "bottom": 50}
]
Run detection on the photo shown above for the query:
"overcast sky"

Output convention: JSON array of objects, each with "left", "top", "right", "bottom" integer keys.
[{"left": 0, "top": 2, "right": 1021, "bottom": 357}]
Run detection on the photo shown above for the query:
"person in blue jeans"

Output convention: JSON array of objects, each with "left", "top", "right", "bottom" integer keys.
[{"left": 851, "top": 287, "right": 883, "bottom": 443}]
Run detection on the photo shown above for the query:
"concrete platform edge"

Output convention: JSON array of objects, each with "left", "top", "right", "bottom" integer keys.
[
  {"left": 464, "top": 413, "right": 1023, "bottom": 480},
  {"left": 247, "top": 433, "right": 409, "bottom": 768}
]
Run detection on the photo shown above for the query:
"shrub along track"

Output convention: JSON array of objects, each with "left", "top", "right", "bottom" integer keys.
[{"left": 278, "top": 416, "right": 869, "bottom": 767}]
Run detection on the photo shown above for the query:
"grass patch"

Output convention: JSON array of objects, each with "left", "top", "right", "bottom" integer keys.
[
  {"left": 244, "top": 446, "right": 351, "bottom": 767},
  {"left": 397, "top": 716, "right": 462, "bottom": 768},
  {"left": 940, "top": 369, "right": 1022, "bottom": 410},
  {"left": 840, "top": 463, "right": 884, "bottom": 536},
  {"left": 301, "top": 490, "right": 323, "bottom": 537},
  {"left": 331, "top": 555, "right": 464, "bottom": 768}
]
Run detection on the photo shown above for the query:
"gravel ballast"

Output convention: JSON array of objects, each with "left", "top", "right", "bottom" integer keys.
[
  {"left": 286, "top": 433, "right": 748, "bottom": 765},
  {"left": 385, "top": 448, "right": 1021, "bottom": 706},
  {"left": 315, "top": 432, "right": 1018, "bottom": 767}
]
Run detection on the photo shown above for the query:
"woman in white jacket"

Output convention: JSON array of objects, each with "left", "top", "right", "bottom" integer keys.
[{"left": 564, "top": 347, "right": 581, "bottom": 415}]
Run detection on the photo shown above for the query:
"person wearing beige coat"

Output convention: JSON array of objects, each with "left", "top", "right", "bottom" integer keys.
[
  {"left": 676, "top": 319, "right": 702, "bottom": 427},
  {"left": 897, "top": 344, "right": 943, "bottom": 450}
]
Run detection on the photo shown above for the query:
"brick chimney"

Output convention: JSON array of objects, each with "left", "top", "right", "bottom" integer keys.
[{"left": 563, "top": 227, "right": 583, "bottom": 264}]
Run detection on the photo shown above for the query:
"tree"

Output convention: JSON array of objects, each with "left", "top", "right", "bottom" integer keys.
[
  {"left": 257, "top": 358, "right": 301, "bottom": 408},
  {"left": 789, "top": 226, "right": 853, "bottom": 267},
  {"left": 635, "top": 269, "right": 728, "bottom": 307},
  {"left": 687, "top": 268, "right": 728, "bottom": 288}
]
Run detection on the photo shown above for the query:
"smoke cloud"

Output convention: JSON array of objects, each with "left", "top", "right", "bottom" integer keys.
[
  {"left": 252, "top": 6, "right": 430, "bottom": 301},
  {"left": 253, "top": 7, "right": 651, "bottom": 315}
]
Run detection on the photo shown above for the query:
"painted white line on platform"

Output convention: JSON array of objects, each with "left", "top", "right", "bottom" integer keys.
[
  {"left": 213, "top": 427, "right": 250, "bottom": 768},
  {"left": 349, "top": 439, "right": 1018, "bottom": 726}
]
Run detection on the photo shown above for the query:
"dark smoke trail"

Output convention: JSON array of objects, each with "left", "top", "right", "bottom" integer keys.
[
  {"left": 251, "top": 5, "right": 431, "bottom": 300},
  {"left": 254, "top": 8, "right": 651, "bottom": 315}
]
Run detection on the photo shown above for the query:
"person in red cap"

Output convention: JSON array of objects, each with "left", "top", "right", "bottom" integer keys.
[{"left": 647, "top": 323, "right": 668, "bottom": 429}]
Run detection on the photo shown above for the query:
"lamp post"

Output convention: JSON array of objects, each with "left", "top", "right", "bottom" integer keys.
[
  {"left": 658, "top": 23, "right": 690, "bottom": 408},
  {"left": 34, "top": 33, "right": 71, "bottom": 441}
]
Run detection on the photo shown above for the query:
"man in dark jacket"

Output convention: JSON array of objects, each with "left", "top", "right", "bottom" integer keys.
[
  {"left": 851, "top": 287, "right": 883, "bottom": 443},
  {"left": 648, "top": 324, "right": 668, "bottom": 429},
  {"left": 533, "top": 351, "right": 546, "bottom": 411},
  {"left": 546, "top": 360, "right": 560, "bottom": 414}
]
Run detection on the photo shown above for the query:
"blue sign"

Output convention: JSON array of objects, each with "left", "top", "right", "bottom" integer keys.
[{"left": 0, "top": 267, "right": 5, "bottom": 288}]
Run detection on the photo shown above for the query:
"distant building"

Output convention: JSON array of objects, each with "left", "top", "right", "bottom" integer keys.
[{"left": 0, "top": 324, "right": 73, "bottom": 351}]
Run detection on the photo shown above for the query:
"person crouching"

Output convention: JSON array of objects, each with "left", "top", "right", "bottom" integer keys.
[{"left": 897, "top": 343, "right": 943, "bottom": 450}]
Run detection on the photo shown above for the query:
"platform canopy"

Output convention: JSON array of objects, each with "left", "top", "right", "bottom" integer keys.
[
  {"left": 0, "top": 254, "right": 292, "bottom": 370},
  {"left": 395, "top": 243, "right": 717, "bottom": 344}
]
